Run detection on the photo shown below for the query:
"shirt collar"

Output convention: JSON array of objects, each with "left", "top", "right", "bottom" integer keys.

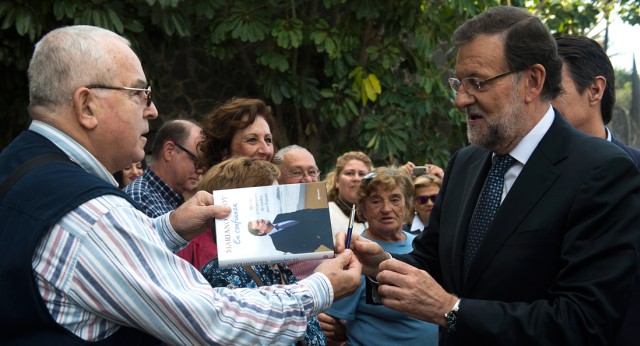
[
  {"left": 29, "top": 120, "right": 118, "bottom": 187},
  {"left": 604, "top": 126, "right": 612, "bottom": 141},
  {"left": 411, "top": 214, "right": 425, "bottom": 232}
]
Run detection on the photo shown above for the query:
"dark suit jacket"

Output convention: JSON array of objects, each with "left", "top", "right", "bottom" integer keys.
[
  {"left": 395, "top": 113, "right": 640, "bottom": 345},
  {"left": 269, "top": 208, "right": 333, "bottom": 254},
  {"left": 611, "top": 135, "right": 640, "bottom": 346},
  {"left": 612, "top": 136, "right": 640, "bottom": 167}
]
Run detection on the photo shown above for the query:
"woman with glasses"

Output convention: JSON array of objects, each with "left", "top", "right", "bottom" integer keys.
[
  {"left": 405, "top": 173, "right": 442, "bottom": 234},
  {"left": 325, "top": 151, "right": 373, "bottom": 242},
  {"left": 319, "top": 168, "right": 438, "bottom": 346}
]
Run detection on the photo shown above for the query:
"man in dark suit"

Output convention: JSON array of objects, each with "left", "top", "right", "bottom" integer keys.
[
  {"left": 551, "top": 35, "right": 640, "bottom": 346},
  {"left": 552, "top": 35, "right": 640, "bottom": 166},
  {"left": 340, "top": 6, "right": 640, "bottom": 345},
  {"left": 248, "top": 208, "right": 333, "bottom": 254}
]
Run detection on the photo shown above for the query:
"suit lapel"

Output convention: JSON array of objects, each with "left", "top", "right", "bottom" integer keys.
[{"left": 462, "top": 113, "right": 570, "bottom": 293}]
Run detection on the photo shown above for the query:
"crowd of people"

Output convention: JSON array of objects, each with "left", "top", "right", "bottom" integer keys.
[{"left": 1, "top": 5, "right": 639, "bottom": 346}]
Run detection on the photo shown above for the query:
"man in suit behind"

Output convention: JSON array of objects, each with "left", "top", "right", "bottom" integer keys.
[
  {"left": 551, "top": 35, "right": 640, "bottom": 166},
  {"left": 340, "top": 6, "right": 640, "bottom": 345},
  {"left": 551, "top": 34, "right": 640, "bottom": 346},
  {"left": 248, "top": 208, "right": 333, "bottom": 254}
]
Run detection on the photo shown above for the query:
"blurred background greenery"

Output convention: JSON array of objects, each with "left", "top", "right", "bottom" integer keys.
[{"left": 1, "top": 0, "right": 639, "bottom": 171}]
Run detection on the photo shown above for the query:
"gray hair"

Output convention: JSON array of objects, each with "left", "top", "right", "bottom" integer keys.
[
  {"left": 28, "top": 25, "right": 130, "bottom": 110},
  {"left": 272, "top": 144, "right": 310, "bottom": 165}
]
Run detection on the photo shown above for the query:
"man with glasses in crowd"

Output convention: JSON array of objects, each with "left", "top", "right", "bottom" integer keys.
[
  {"left": 273, "top": 144, "right": 326, "bottom": 278},
  {"left": 273, "top": 144, "right": 321, "bottom": 185},
  {"left": 124, "top": 119, "right": 204, "bottom": 217},
  {"left": 0, "top": 25, "right": 361, "bottom": 345},
  {"left": 339, "top": 6, "right": 640, "bottom": 345}
]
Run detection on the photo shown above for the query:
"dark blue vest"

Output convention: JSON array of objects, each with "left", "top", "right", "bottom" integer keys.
[{"left": 0, "top": 130, "right": 158, "bottom": 345}]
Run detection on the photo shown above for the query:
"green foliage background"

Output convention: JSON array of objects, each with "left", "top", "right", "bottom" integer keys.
[{"left": 0, "top": 0, "right": 638, "bottom": 170}]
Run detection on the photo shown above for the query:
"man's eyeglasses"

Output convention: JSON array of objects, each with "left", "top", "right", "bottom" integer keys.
[
  {"left": 174, "top": 142, "right": 198, "bottom": 161},
  {"left": 448, "top": 71, "right": 516, "bottom": 93},
  {"left": 288, "top": 169, "right": 321, "bottom": 179},
  {"left": 86, "top": 84, "right": 152, "bottom": 107},
  {"left": 416, "top": 194, "right": 437, "bottom": 205}
]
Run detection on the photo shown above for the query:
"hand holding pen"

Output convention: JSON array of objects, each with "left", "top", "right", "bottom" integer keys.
[{"left": 345, "top": 204, "right": 356, "bottom": 249}]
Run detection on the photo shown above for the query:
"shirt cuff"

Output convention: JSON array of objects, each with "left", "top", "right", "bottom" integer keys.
[
  {"left": 300, "top": 272, "right": 334, "bottom": 315},
  {"left": 153, "top": 212, "right": 188, "bottom": 252}
]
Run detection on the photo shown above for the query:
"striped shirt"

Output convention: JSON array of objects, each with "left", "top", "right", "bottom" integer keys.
[
  {"left": 29, "top": 120, "right": 334, "bottom": 345},
  {"left": 123, "top": 169, "right": 184, "bottom": 218}
]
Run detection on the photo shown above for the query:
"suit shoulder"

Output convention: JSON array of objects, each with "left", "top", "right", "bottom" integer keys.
[
  {"left": 612, "top": 138, "right": 640, "bottom": 167},
  {"left": 574, "top": 134, "right": 635, "bottom": 163}
]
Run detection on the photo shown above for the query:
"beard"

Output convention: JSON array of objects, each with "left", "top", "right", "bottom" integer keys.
[{"left": 466, "top": 87, "right": 527, "bottom": 154}]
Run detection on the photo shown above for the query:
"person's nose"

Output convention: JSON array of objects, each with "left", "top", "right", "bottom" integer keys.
[
  {"left": 454, "top": 88, "right": 475, "bottom": 109},
  {"left": 380, "top": 200, "right": 392, "bottom": 213},
  {"left": 301, "top": 173, "right": 313, "bottom": 183},
  {"left": 132, "top": 166, "right": 142, "bottom": 176},
  {"left": 145, "top": 102, "right": 159, "bottom": 119},
  {"left": 256, "top": 139, "right": 269, "bottom": 153}
]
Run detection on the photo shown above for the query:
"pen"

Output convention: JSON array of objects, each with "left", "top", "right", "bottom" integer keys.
[{"left": 345, "top": 204, "right": 356, "bottom": 249}]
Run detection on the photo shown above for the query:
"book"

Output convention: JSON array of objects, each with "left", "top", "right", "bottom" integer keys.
[{"left": 213, "top": 181, "right": 335, "bottom": 269}]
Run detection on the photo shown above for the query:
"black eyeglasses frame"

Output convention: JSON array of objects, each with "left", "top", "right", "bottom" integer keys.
[{"left": 174, "top": 142, "right": 198, "bottom": 161}]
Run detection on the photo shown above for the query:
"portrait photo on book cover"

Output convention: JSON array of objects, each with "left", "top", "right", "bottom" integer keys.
[
  {"left": 214, "top": 182, "right": 334, "bottom": 267},
  {"left": 247, "top": 207, "right": 333, "bottom": 254}
]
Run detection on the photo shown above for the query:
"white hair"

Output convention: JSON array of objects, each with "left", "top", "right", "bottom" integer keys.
[
  {"left": 28, "top": 25, "right": 131, "bottom": 110},
  {"left": 272, "top": 144, "right": 311, "bottom": 165}
]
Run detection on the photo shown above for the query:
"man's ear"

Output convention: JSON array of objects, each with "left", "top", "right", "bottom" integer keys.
[
  {"left": 523, "top": 64, "right": 546, "bottom": 103},
  {"left": 73, "top": 87, "right": 99, "bottom": 130},
  {"left": 162, "top": 141, "right": 177, "bottom": 162},
  {"left": 588, "top": 76, "right": 606, "bottom": 106}
]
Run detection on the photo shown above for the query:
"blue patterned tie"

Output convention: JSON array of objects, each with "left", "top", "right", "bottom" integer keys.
[{"left": 463, "top": 154, "right": 516, "bottom": 278}]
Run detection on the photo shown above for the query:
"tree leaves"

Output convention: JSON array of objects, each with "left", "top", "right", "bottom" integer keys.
[
  {"left": 272, "top": 18, "right": 303, "bottom": 49},
  {"left": 349, "top": 66, "right": 382, "bottom": 105},
  {"left": 2, "top": 0, "right": 639, "bottom": 169}
]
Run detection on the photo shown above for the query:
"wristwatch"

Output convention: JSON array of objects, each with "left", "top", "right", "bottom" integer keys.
[{"left": 445, "top": 298, "right": 461, "bottom": 332}]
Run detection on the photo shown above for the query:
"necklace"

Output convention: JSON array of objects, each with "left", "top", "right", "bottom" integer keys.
[
  {"left": 336, "top": 196, "right": 353, "bottom": 210},
  {"left": 336, "top": 196, "right": 367, "bottom": 224}
]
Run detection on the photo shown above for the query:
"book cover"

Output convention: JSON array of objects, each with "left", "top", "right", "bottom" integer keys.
[{"left": 214, "top": 181, "right": 334, "bottom": 269}]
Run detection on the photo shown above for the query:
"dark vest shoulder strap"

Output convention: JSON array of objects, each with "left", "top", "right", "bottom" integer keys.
[{"left": 0, "top": 153, "right": 73, "bottom": 201}]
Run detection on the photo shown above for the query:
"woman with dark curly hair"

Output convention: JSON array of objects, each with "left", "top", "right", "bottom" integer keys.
[
  {"left": 198, "top": 97, "right": 275, "bottom": 169},
  {"left": 178, "top": 98, "right": 276, "bottom": 268}
]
